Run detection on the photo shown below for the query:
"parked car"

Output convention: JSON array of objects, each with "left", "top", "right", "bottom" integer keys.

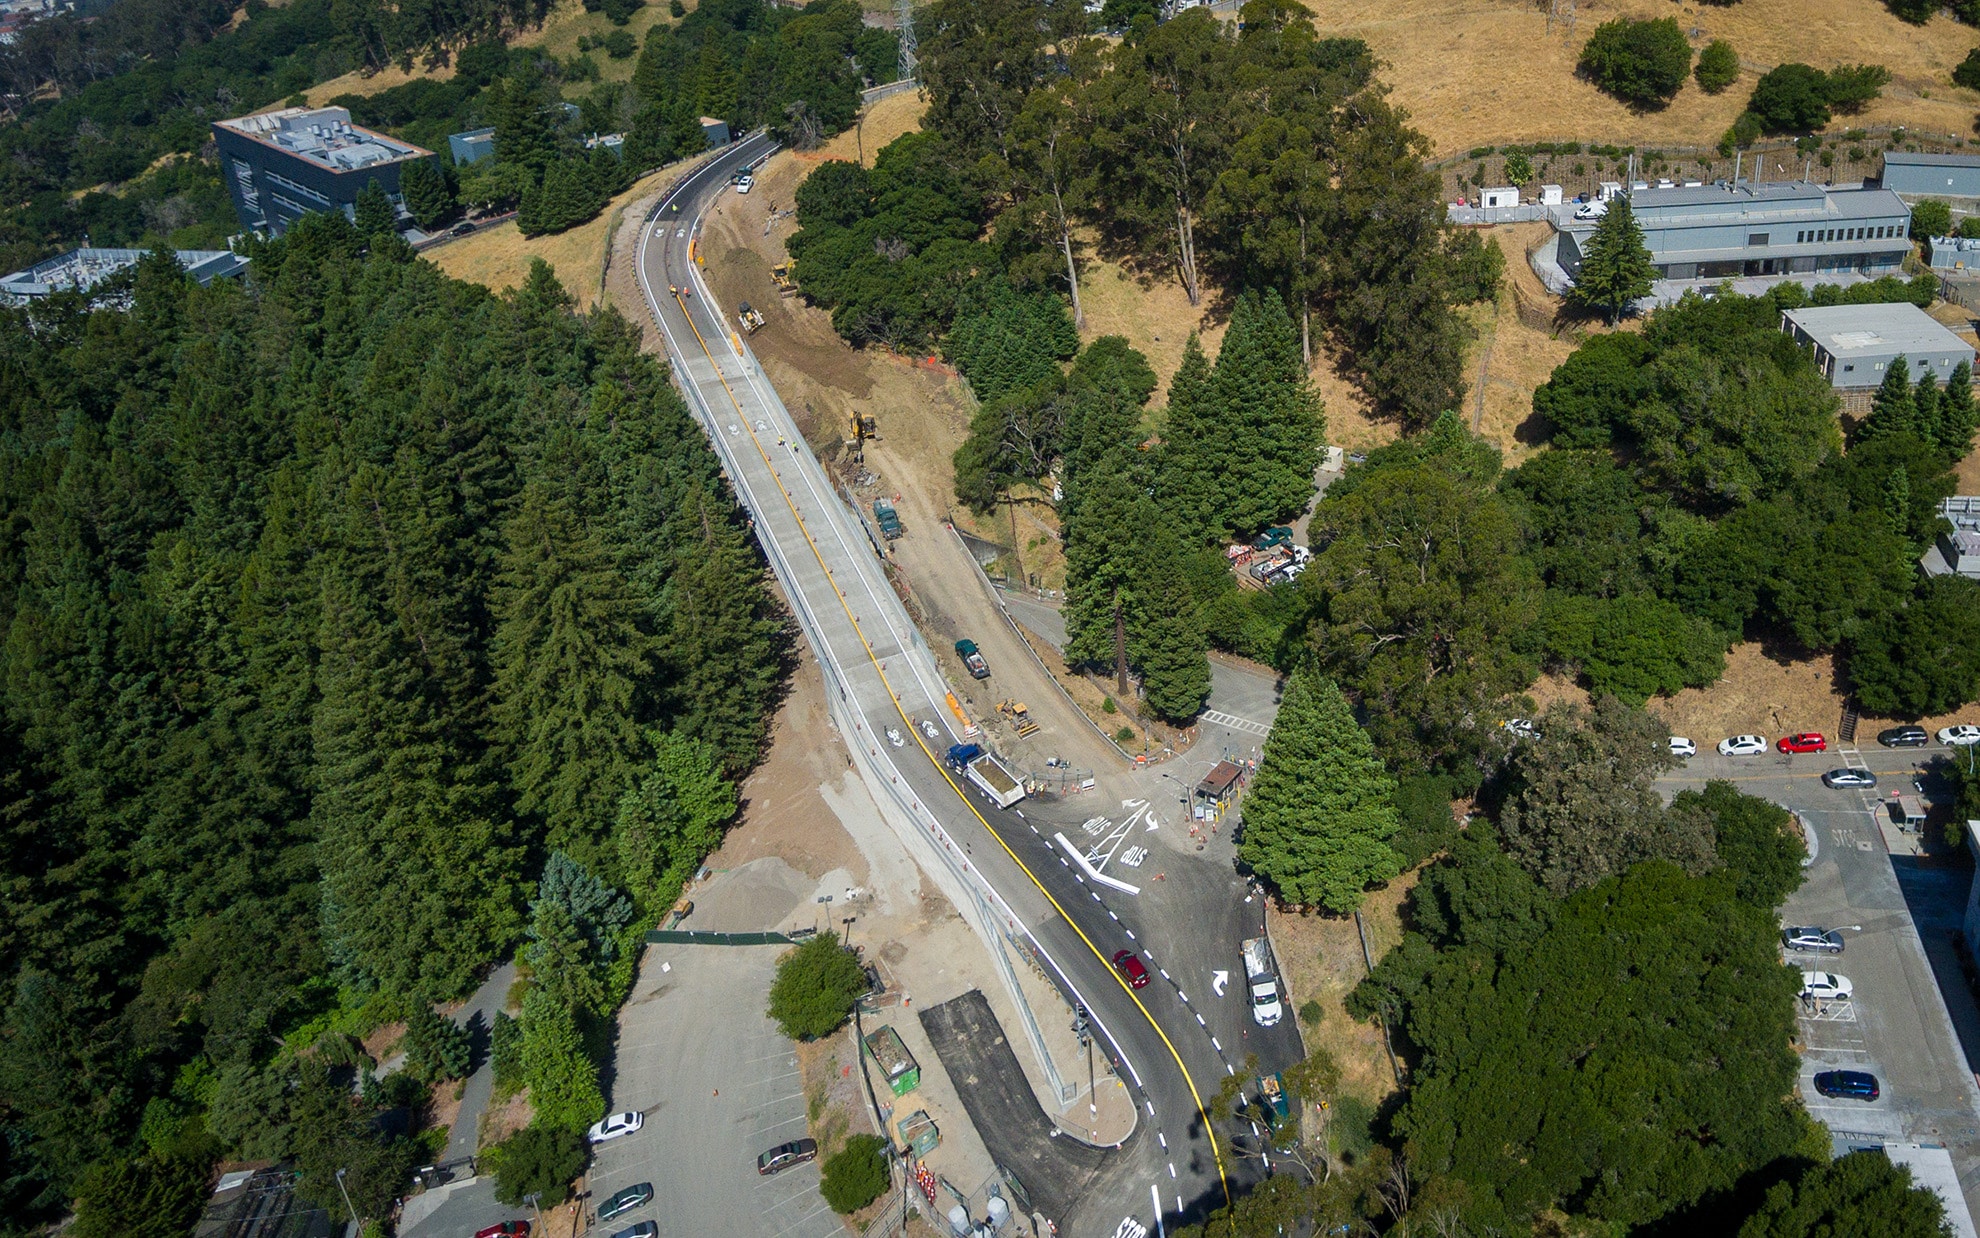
[
  {"left": 1113, "top": 949, "right": 1150, "bottom": 989},
  {"left": 1939, "top": 725, "right": 1980, "bottom": 746},
  {"left": 757, "top": 1138, "right": 819, "bottom": 1175},
  {"left": 1800, "top": 971, "right": 1853, "bottom": 1002},
  {"left": 736, "top": 174, "right": 755, "bottom": 194},
  {"left": 1822, "top": 768, "right": 1877, "bottom": 789},
  {"left": 1813, "top": 1070, "right": 1880, "bottom": 1101},
  {"left": 1777, "top": 733, "right": 1827, "bottom": 754},
  {"left": 587, "top": 1111, "right": 644, "bottom": 1143},
  {"left": 1879, "top": 726, "right": 1930, "bottom": 748},
  {"left": 1719, "top": 735, "right": 1768, "bottom": 756},
  {"left": 598, "top": 1184, "right": 654, "bottom": 1222},
  {"left": 607, "top": 1223, "right": 659, "bottom": 1238},
  {"left": 1783, "top": 926, "right": 1844, "bottom": 954},
  {"left": 475, "top": 1224, "right": 529, "bottom": 1238},
  {"left": 1669, "top": 736, "right": 1697, "bottom": 758},
  {"left": 1502, "top": 718, "right": 1541, "bottom": 741},
  {"left": 1573, "top": 202, "right": 1607, "bottom": 220}
]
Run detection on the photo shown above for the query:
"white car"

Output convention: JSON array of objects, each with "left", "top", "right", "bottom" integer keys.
[
  {"left": 588, "top": 1111, "right": 644, "bottom": 1143},
  {"left": 1718, "top": 734, "right": 1767, "bottom": 756},
  {"left": 1668, "top": 737, "right": 1697, "bottom": 758},
  {"left": 1800, "top": 971, "right": 1853, "bottom": 1002},
  {"left": 1938, "top": 725, "right": 1980, "bottom": 746},
  {"left": 736, "top": 175, "right": 754, "bottom": 194},
  {"left": 1502, "top": 718, "right": 1541, "bottom": 741},
  {"left": 1573, "top": 202, "right": 1607, "bottom": 220}
]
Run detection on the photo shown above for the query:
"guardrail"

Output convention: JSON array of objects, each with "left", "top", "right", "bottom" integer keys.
[{"left": 644, "top": 929, "right": 792, "bottom": 945}]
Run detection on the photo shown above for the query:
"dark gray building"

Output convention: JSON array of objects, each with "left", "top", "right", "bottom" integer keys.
[
  {"left": 447, "top": 126, "right": 495, "bottom": 166},
  {"left": 214, "top": 106, "right": 434, "bottom": 236},
  {"left": 1879, "top": 150, "right": 1980, "bottom": 203},
  {"left": 1780, "top": 302, "right": 1976, "bottom": 389},
  {"left": 1560, "top": 180, "right": 1910, "bottom": 282}
]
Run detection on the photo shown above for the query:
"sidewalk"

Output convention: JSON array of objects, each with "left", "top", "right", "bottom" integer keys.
[{"left": 441, "top": 960, "right": 518, "bottom": 1164}]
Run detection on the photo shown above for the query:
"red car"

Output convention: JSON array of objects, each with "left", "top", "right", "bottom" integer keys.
[
  {"left": 1778, "top": 733, "right": 1827, "bottom": 754},
  {"left": 1112, "top": 949, "right": 1150, "bottom": 989},
  {"left": 476, "top": 1224, "right": 530, "bottom": 1238}
]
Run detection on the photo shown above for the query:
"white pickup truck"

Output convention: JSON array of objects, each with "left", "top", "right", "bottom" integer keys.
[{"left": 1241, "top": 937, "right": 1284, "bottom": 1028}]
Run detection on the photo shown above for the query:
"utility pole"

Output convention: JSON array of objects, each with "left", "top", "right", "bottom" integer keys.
[
  {"left": 334, "top": 1168, "right": 357, "bottom": 1230},
  {"left": 896, "top": 0, "right": 916, "bottom": 85}
]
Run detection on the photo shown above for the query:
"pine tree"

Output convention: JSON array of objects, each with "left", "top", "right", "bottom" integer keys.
[
  {"left": 1154, "top": 336, "right": 1222, "bottom": 543},
  {"left": 1236, "top": 665, "right": 1402, "bottom": 912},
  {"left": 1210, "top": 292, "right": 1324, "bottom": 534},
  {"left": 398, "top": 158, "right": 456, "bottom": 231},
  {"left": 1937, "top": 360, "right": 1977, "bottom": 456},
  {"left": 1914, "top": 370, "right": 1941, "bottom": 446},
  {"left": 1063, "top": 453, "right": 1147, "bottom": 693},
  {"left": 613, "top": 733, "right": 737, "bottom": 908},
  {"left": 1884, "top": 464, "right": 1912, "bottom": 541},
  {"left": 1569, "top": 195, "right": 1656, "bottom": 324},
  {"left": 1131, "top": 528, "right": 1211, "bottom": 721},
  {"left": 1857, "top": 356, "right": 1916, "bottom": 445},
  {"left": 353, "top": 179, "right": 396, "bottom": 236},
  {"left": 491, "top": 471, "right": 656, "bottom": 869}
]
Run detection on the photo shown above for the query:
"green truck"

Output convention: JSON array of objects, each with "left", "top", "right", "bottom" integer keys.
[
  {"left": 873, "top": 498, "right": 903, "bottom": 540},
  {"left": 955, "top": 639, "right": 990, "bottom": 679}
]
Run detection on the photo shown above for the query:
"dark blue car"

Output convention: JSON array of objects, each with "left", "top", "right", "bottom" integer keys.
[{"left": 1813, "top": 1070, "right": 1880, "bottom": 1101}]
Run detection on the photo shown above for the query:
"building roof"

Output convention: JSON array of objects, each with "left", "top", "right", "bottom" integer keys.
[
  {"left": 1780, "top": 302, "right": 1974, "bottom": 360},
  {"left": 1630, "top": 181, "right": 1905, "bottom": 223},
  {"left": 1197, "top": 760, "right": 1244, "bottom": 798},
  {"left": 217, "top": 106, "right": 430, "bottom": 173},
  {"left": 1883, "top": 150, "right": 1980, "bottom": 170},
  {"left": 1, "top": 247, "right": 247, "bottom": 304},
  {"left": 1882, "top": 1145, "right": 1980, "bottom": 1238}
]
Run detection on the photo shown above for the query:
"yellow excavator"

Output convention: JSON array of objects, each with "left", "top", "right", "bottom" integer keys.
[
  {"left": 848, "top": 410, "right": 878, "bottom": 461},
  {"left": 770, "top": 262, "right": 799, "bottom": 297}
]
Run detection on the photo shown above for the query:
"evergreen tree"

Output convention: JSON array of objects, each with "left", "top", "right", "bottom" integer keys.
[
  {"left": 1937, "top": 359, "right": 1977, "bottom": 455},
  {"left": 1569, "top": 195, "right": 1655, "bottom": 323},
  {"left": 1857, "top": 355, "right": 1916, "bottom": 444},
  {"left": 1063, "top": 453, "right": 1148, "bottom": 692},
  {"left": 1238, "top": 666, "right": 1401, "bottom": 912},
  {"left": 1131, "top": 527, "right": 1211, "bottom": 722},
  {"left": 1154, "top": 336, "right": 1222, "bottom": 543},
  {"left": 353, "top": 179, "right": 396, "bottom": 236},
  {"left": 400, "top": 1005, "right": 472, "bottom": 1084},
  {"left": 1210, "top": 292, "right": 1325, "bottom": 535},
  {"left": 1913, "top": 370, "right": 1940, "bottom": 445},
  {"left": 613, "top": 733, "right": 737, "bottom": 908},
  {"left": 398, "top": 158, "right": 456, "bottom": 231},
  {"left": 659, "top": 485, "right": 784, "bottom": 772}
]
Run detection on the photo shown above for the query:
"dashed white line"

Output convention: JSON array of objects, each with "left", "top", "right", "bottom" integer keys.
[
  {"left": 1225, "top": 1063, "right": 1235, "bottom": 1075},
  {"left": 1168, "top": 1162, "right": 1177, "bottom": 1179},
  {"left": 1125, "top": 929, "right": 1136, "bottom": 940},
  {"left": 1146, "top": 1101, "right": 1156, "bottom": 1116},
  {"left": 1195, "top": 1013, "right": 1205, "bottom": 1026},
  {"left": 1212, "top": 1037, "right": 1222, "bottom": 1051}
]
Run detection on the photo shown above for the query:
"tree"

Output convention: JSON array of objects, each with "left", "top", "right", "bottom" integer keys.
[
  {"left": 613, "top": 733, "right": 738, "bottom": 909},
  {"left": 1577, "top": 17, "right": 1692, "bottom": 107},
  {"left": 485, "top": 1124, "right": 589, "bottom": 1207},
  {"left": 1529, "top": 330, "right": 1656, "bottom": 447},
  {"left": 1911, "top": 198, "right": 1954, "bottom": 242},
  {"left": 820, "top": 1135, "right": 891, "bottom": 1213},
  {"left": 515, "top": 990, "right": 605, "bottom": 1129},
  {"left": 400, "top": 1005, "right": 472, "bottom": 1084},
  {"left": 767, "top": 937, "right": 867, "bottom": 1040},
  {"left": 1672, "top": 781, "right": 1805, "bottom": 910},
  {"left": 1696, "top": 39, "right": 1740, "bottom": 93},
  {"left": 71, "top": 1154, "right": 210, "bottom": 1238},
  {"left": 353, "top": 178, "right": 397, "bottom": 235},
  {"left": 1540, "top": 592, "right": 1727, "bottom": 704},
  {"left": 1737, "top": 1151, "right": 1950, "bottom": 1237},
  {"left": 1749, "top": 63, "right": 1835, "bottom": 132},
  {"left": 398, "top": 157, "right": 456, "bottom": 230},
  {"left": 1848, "top": 576, "right": 1980, "bottom": 717},
  {"left": 1501, "top": 149, "right": 1533, "bottom": 186},
  {"left": 1569, "top": 195, "right": 1655, "bottom": 323},
  {"left": 1825, "top": 63, "right": 1891, "bottom": 114},
  {"left": 1237, "top": 665, "right": 1402, "bottom": 912},
  {"left": 1499, "top": 698, "right": 1714, "bottom": 897},
  {"left": 1936, "top": 359, "right": 1977, "bottom": 455},
  {"left": 1859, "top": 355, "right": 1919, "bottom": 443},
  {"left": 1956, "top": 48, "right": 1980, "bottom": 92}
]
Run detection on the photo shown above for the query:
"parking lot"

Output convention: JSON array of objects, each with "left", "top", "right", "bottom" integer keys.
[{"left": 1659, "top": 735, "right": 1980, "bottom": 1211}]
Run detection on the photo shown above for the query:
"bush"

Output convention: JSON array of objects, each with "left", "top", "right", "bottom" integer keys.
[
  {"left": 1695, "top": 39, "right": 1740, "bottom": 94},
  {"left": 820, "top": 1135, "right": 891, "bottom": 1213},
  {"left": 1826, "top": 63, "right": 1892, "bottom": 114},
  {"left": 1888, "top": 0, "right": 1939, "bottom": 22},
  {"left": 768, "top": 936, "right": 867, "bottom": 1040},
  {"left": 485, "top": 1124, "right": 589, "bottom": 1207},
  {"left": 602, "top": 29, "right": 637, "bottom": 58},
  {"left": 1297, "top": 999, "right": 1325, "bottom": 1028},
  {"left": 1959, "top": 48, "right": 1980, "bottom": 92},
  {"left": 1578, "top": 17, "right": 1692, "bottom": 107},
  {"left": 1749, "top": 63, "right": 1835, "bottom": 131},
  {"left": 1913, "top": 198, "right": 1954, "bottom": 240},
  {"left": 1116, "top": 726, "right": 1136, "bottom": 743}
]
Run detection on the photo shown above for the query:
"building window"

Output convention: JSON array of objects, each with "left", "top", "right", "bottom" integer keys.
[{"left": 1749, "top": 233, "right": 1770, "bottom": 246}]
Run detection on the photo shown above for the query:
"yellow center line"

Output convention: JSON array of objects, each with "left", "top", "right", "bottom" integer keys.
[{"left": 663, "top": 280, "right": 1231, "bottom": 1206}]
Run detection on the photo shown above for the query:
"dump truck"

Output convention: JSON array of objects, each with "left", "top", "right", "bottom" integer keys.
[
  {"left": 955, "top": 639, "right": 990, "bottom": 679},
  {"left": 945, "top": 743, "right": 1026, "bottom": 809},
  {"left": 736, "top": 302, "right": 765, "bottom": 334},
  {"left": 1241, "top": 937, "right": 1284, "bottom": 1028},
  {"left": 874, "top": 498, "right": 903, "bottom": 540},
  {"left": 997, "top": 699, "right": 1038, "bottom": 738}
]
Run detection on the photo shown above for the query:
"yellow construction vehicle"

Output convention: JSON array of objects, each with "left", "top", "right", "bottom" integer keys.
[
  {"left": 737, "top": 301, "right": 765, "bottom": 334},
  {"left": 770, "top": 261, "right": 799, "bottom": 297},
  {"left": 848, "top": 410, "right": 877, "bottom": 460},
  {"left": 997, "top": 699, "right": 1039, "bottom": 738}
]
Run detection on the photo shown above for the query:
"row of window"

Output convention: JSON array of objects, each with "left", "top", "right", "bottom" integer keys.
[
  {"left": 262, "top": 170, "right": 333, "bottom": 211},
  {"left": 1788, "top": 224, "right": 1904, "bottom": 245}
]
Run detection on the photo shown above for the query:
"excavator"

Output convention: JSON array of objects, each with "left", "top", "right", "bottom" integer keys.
[{"left": 848, "top": 410, "right": 878, "bottom": 461}]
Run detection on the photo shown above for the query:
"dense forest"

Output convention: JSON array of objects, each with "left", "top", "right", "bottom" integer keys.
[{"left": 0, "top": 222, "right": 784, "bottom": 1228}]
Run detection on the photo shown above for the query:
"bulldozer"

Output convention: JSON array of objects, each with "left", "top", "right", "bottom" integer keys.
[
  {"left": 736, "top": 302, "right": 765, "bottom": 335},
  {"left": 847, "top": 410, "right": 878, "bottom": 461},
  {"left": 770, "top": 261, "right": 799, "bottom": 298},
  {"left": 997, "top": 699, "right": 1039, "bottom": 739}
]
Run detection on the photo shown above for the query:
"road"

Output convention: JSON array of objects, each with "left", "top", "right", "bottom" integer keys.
[
  {"left": 1658, "top": 739, "right": 1980, "bottom": 1215},
  {"left": 635, "top": 135, "right": 1304, "bottom": 1235}
]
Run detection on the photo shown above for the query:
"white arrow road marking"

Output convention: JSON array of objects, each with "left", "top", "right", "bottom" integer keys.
[{"left": 1211, "top": 969, "right": 1229, "bottom": 997}]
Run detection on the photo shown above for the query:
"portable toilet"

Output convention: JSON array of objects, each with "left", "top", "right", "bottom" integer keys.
[
  {"left": 1480, "top": 186, "right": 1519, "bottom": 209},
  {"left": 1540, "top": 184, "right": 1564, "bottom": 205}
]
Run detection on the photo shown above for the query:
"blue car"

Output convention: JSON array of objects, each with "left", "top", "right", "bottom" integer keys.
[{"left": 1813, "top": 1070, "right": 1880, "bottom": 1101}]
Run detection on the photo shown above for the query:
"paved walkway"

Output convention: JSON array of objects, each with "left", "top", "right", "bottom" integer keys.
[{"left": 443, "top": 960, "right": 518, "bottom": 1164}]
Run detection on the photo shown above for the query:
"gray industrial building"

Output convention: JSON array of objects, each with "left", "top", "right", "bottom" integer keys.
[
  {"left": 1, "top": 247, "right": 247, "bottom": 306},
  {"left": 447, "top": 127, "right": 495, "bottom": 166},
  {"left": 1779, "top": 302, "right": 1975, "bottom": 389},
  {"left": 1878, "top": 150, "right": 1980, "bottom": 203},
  {"left": 1560, "top": 180, "right": 1911, "bottom": 282},
  {"left": 214, "top": 106, "right": 435, "bottom": 236}
]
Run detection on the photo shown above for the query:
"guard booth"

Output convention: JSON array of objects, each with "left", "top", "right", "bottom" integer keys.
[
  {"left": 1890, "top": 793, "right": 1927, "bottom": 832},
  {"left": 1194, "top": 761, "right": 1246, "bottom": 822},
  {"left": 863, "top": 1025, "right": 920, "bottom": 1097}
]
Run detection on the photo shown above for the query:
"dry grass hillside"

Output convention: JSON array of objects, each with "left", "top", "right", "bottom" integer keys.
[{"left": 1304, "top": 0, "right": 1980, "bottom": 156}]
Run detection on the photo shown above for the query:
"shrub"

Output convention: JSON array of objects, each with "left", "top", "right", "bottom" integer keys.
[
  {"left": 602, "top": 29, "right": 637, "bottom": 58},
  {"left": 1578, "top": 17, "right": 1692, "bottom": 107},
  {"left": 1749, "top": 63, "right": 1834, "bottom": 131},
  {"left": 768, "top": 936, "right": 867, "bottom": 1040},
  {"left": 485, "top": 1124, "right": 588, "bottom": 1207},
  {"left": 820, "top": 1135, "right": 891, "bottom": 1213},
  {"left": 1502, "top": 150, "right": 1534, "bottom": 184},
  {"left": 1912, "top": 198, "right": 1954, "bottom": 240},
  {"left": 1959, "top": 48, "right": 1980, "bottom": 92},
  {"left": 1887, "top": 0, "right": 1939, "bottom": 22},
  {"left": 1826, "top": 63, "right": 1892, "bottom": 114},
  {"left": 1297, "top": 999, "right": 1325, "bottom": 1028},
  {"left": 400, "top": 1005, "right": 471, "bottom": 1084},
  {"left": 1695, "top": 39, "right": 1739, "bottom": 94}
]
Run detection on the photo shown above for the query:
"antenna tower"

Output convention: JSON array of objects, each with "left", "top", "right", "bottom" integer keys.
[{"left": 897, "top": 0, "right": 917, "bottom": 84}]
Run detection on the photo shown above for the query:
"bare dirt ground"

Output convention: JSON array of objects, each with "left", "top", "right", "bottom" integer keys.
[
  {"left": 1266, "top": 873, "right": 1417, "bottom": 1109},
  {"left": 1304, "top": 0, "right": 1980, "bottom": 158}
]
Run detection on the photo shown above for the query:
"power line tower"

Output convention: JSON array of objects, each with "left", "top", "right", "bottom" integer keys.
[{"left": 896, "top": 0, "right": 917, "bottom": 84}]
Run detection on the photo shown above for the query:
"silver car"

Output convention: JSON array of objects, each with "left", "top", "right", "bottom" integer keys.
[
  {"left": 1783, "top": 926, "right": 1843, "bottom": 954},
  {"left": 1821, "top": 768, "right": 1877, "bottom": 789}
]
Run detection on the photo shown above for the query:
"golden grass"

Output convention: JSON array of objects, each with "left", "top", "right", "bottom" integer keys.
[
  {"left": 303, "top": 60, "right": 460, "bottom": 108},
  {"left": 512, "top": 0, "right": 684, "bottom": 88},
  {"left": 1303, "top": 0, "right": 1980, "bottom": 157},
  {"left": 1267, "top": 874, "right": 1417, "bottom": 1107},
  {"left": 425, "top": 160, "right": 680, "bottom": 308}
]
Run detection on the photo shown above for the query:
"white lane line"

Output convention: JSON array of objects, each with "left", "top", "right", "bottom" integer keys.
[
  {"left": 1212, "top": 1037, "right": 1221, "bottom": 1051},
  {"left": 1195, "top": 1013, "right": 1205, "bottom": 1026},
  {"left": 1125, "top": 929, "right": 1136, "bottom": 940},
  {"left": 1146, "top": 1101, "right": 1156, "bottom": 1116},
  {"left": 1168, "top": 1162, "right": 1177, "bottom": 1179},
  {"left": 1158, "top": 1132, "right": 1167, "bottom": 1149}
]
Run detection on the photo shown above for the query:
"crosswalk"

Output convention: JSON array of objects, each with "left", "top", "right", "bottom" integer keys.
[{"left": 1202, "top": 709, "right": 1271, "bottom": 737}]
